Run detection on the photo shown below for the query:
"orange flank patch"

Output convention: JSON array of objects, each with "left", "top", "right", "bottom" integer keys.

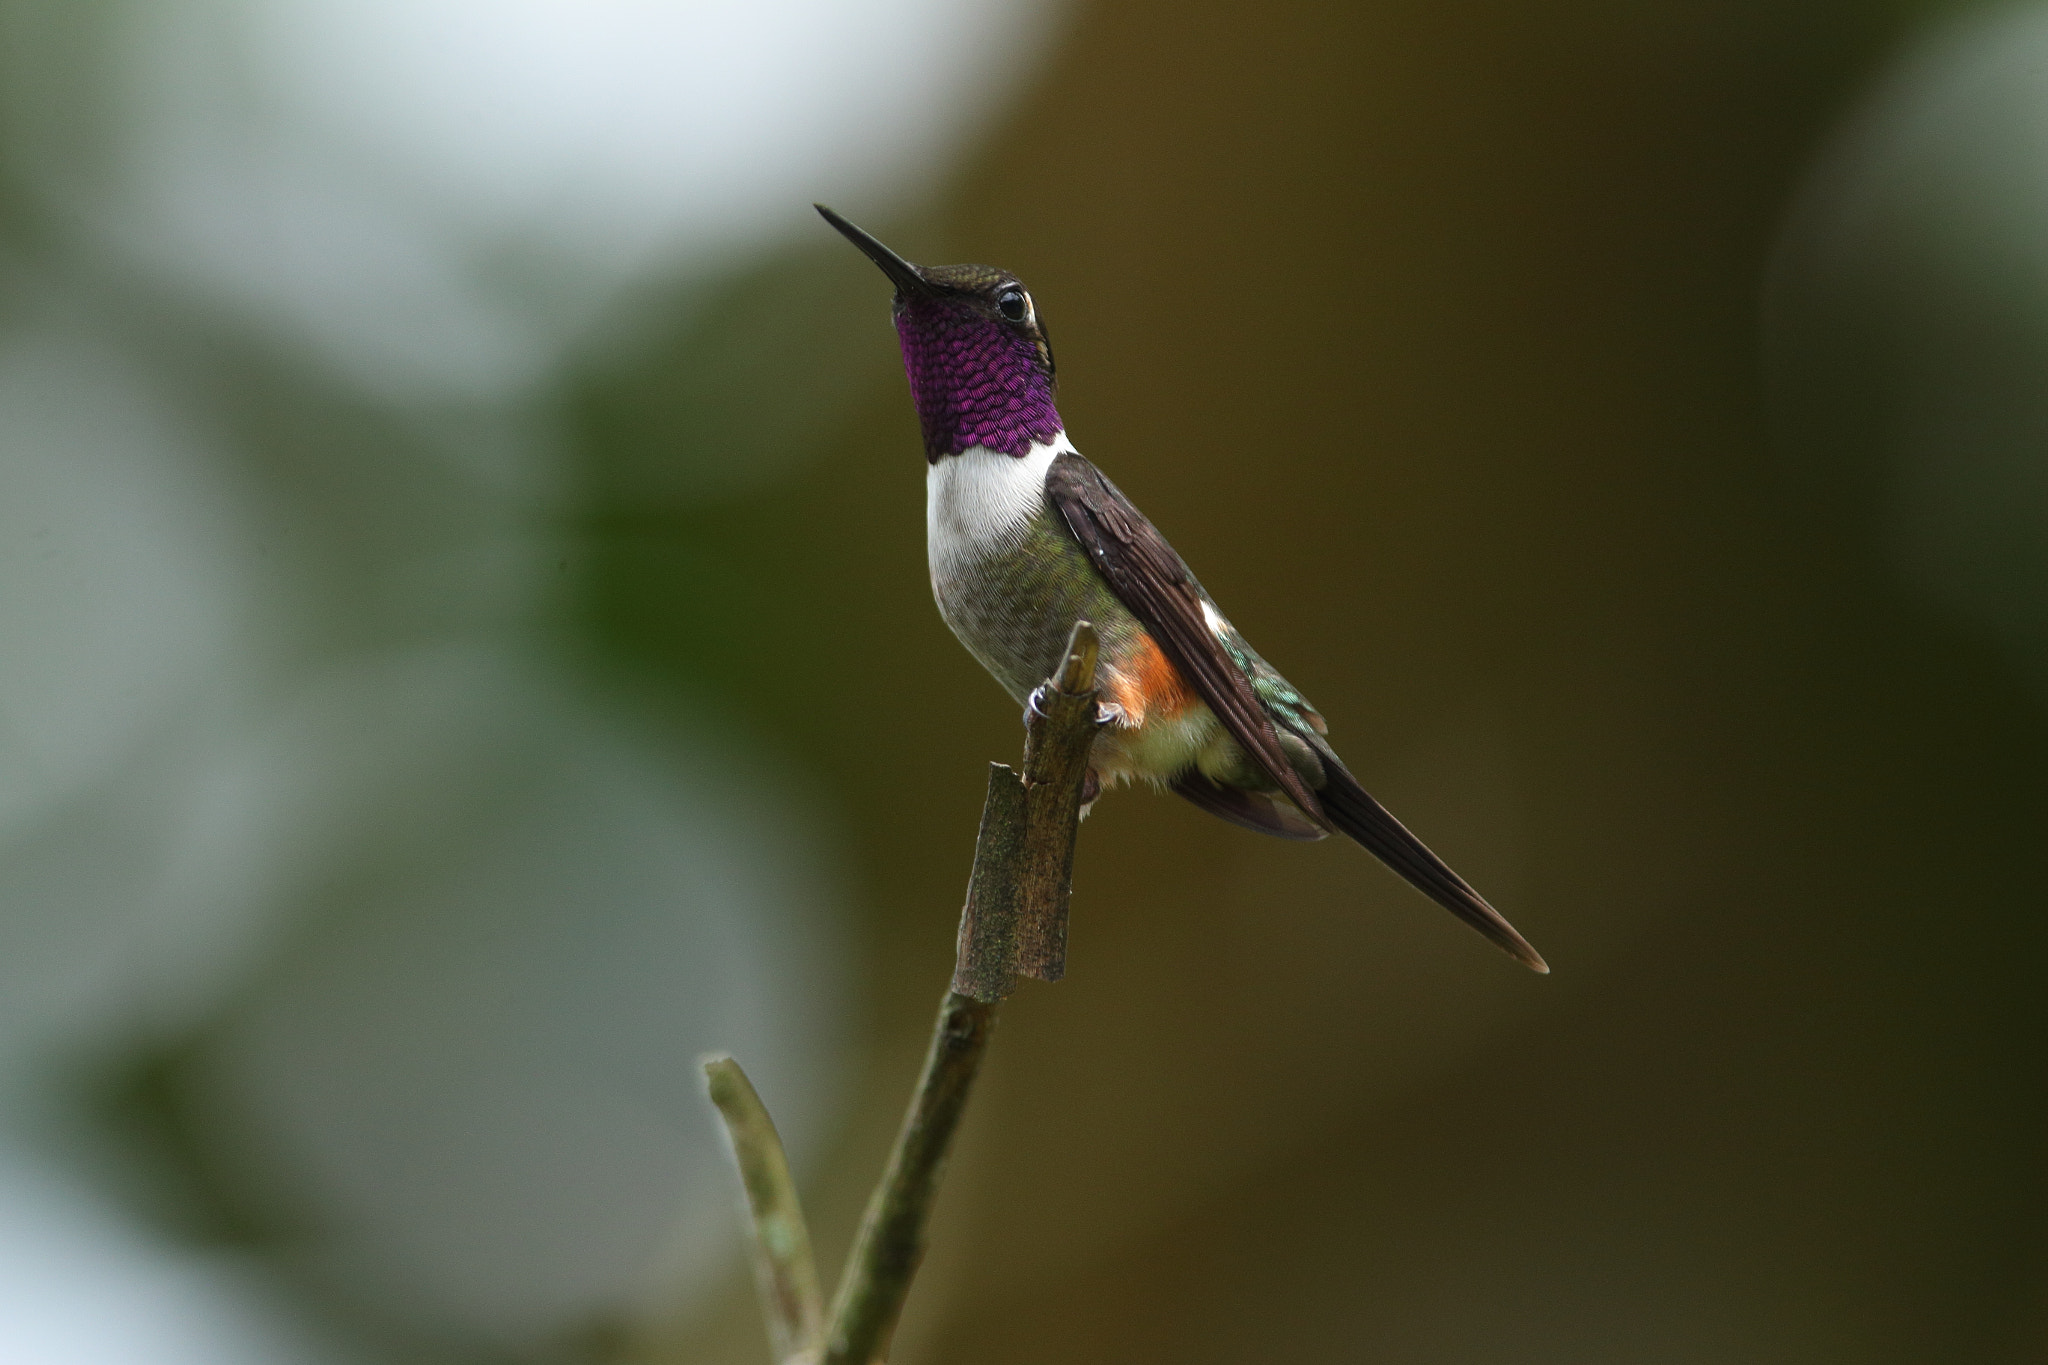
[{"left": 1102, "top": 632, "right": 1197, "bottom": 727}]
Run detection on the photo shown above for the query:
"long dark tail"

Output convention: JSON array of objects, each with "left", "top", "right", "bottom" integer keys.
[{"left": 1315, "top": 752, "right": 1549, "bottom": 973}]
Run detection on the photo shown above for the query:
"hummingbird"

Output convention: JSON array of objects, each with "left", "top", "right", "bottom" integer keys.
[{"left": 817, "top": 205, "right": 1547, "bottom": 973}]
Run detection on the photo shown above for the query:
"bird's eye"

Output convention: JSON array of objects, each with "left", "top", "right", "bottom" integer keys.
[{"left": 997, "top": 288, "right": 1028, "bottom": 322}]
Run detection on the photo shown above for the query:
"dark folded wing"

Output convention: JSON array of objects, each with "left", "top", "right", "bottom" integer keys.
[
  {"left": 1313, "top": 745, "right": 1549, "bottom": 972},
  {"left": 1045, "top": 452, "right": 1326, "bottom": 823}
]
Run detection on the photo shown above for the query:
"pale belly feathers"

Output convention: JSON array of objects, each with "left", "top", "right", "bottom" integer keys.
[{"left": 925, "top": 437, "right": 1247, "bottom": 791}]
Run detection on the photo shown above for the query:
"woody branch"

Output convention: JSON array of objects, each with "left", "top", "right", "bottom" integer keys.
[{"left": 703, "top": 620, "right": 1103, "bottom": 1364}]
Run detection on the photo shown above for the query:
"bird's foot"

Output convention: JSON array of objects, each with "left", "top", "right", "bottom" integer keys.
[{"left": 1027, "top": 687, "right": 1125, "bottom": 727}]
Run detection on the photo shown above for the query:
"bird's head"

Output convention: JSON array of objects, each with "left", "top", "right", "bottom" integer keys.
[{"left": 817, "top": 204, "right": 1060, "bottom": 462}]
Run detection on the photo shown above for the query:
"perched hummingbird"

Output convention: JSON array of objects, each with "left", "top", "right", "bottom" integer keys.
[{"left": 817, "top": 205, "right": 1547, "bottom": 972}]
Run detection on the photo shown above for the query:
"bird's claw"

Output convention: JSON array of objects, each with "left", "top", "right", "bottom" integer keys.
[{"left": 1027, "top": 690, "right": 1124, "bottom": 728}]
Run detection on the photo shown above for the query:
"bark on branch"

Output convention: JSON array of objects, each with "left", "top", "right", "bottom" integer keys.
[
  {"left": 705, "top": 621, "right": 1103, "bottom": 1365},
  {"left": 702, "top": 1055, "right": 825, "bottom": 1361}
]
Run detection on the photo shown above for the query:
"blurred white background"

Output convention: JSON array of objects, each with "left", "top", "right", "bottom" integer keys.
[{"left": 0, "top": 0, "right": 1060, "bottom": 1359}]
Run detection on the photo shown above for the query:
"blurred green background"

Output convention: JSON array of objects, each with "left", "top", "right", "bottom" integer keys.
[{"left": 0, "top": 0, "right": 2040, "bottom": 1362}]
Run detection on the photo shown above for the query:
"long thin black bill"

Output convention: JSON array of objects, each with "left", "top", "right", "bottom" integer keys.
[{"left": 815, "top": 204, "right": 928, "bottom": 296}]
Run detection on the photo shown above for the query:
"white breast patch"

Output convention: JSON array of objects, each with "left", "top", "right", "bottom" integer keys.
[{"left": 926, "top": 433, "right": 1073, "bottom": 578}]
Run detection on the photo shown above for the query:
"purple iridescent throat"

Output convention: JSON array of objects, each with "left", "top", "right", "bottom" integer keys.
[{"left": 894, "top": 299, "right": 1061, "bottom": 461}]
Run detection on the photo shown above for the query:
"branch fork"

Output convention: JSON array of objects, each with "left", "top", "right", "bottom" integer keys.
[{"left": 704, "top": 622, "right": 1102, "bottom": 1365}]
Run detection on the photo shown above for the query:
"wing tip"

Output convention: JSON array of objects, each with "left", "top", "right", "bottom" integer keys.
[
  {"left": 1314, "top": 760, "right": 1551, "bottom": 974},
  {"left": 1469, "top": 901, "right": 1550, "bottom": 974}
]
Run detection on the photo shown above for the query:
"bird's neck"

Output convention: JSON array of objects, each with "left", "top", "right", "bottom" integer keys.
[
  {"left": 926, "top": 433, "right": 1073, "bottom": 576},
  {"left": 895, "top": 310, "right": 1060, "bottom": 461}
]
